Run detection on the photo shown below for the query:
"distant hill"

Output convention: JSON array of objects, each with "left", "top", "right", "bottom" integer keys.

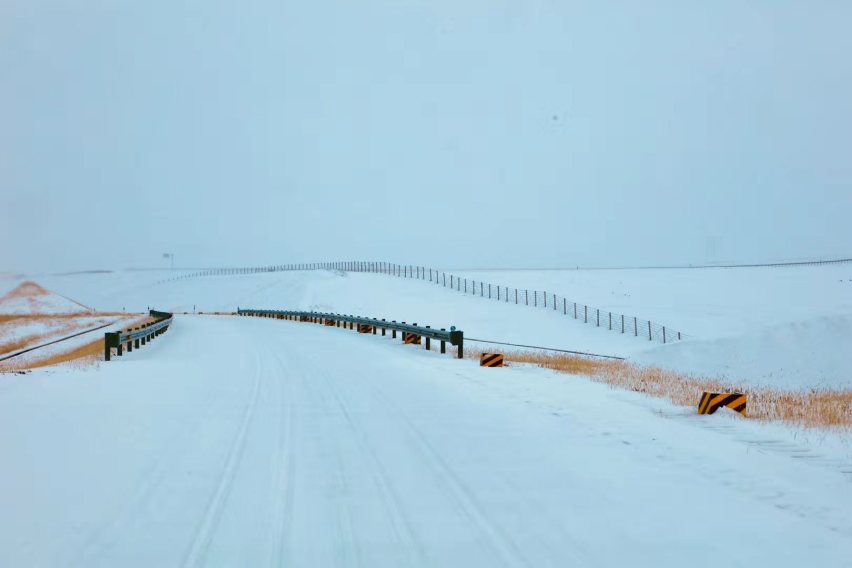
[{"left": 0, "top": 281, "right": 92, "bottom": 315}]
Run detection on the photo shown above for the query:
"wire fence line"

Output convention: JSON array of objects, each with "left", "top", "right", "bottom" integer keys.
[
  {"left": 158, "top": 261, "right": 687, "bottom": 344},
  {"left": 464, "top": 338, "right": 625, "bottom": 360}
]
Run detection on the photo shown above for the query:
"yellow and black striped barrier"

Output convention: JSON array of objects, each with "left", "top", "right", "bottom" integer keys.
[
  {"left": 480, "top": 353, "right": 504, "bottom": 367},
  {"left": 698, "top": 391, "right": 747, "bottom": 417},
  {"left": 358, "top": 324, "right": 375, "bottom": 334},
  {"left": 403, "top": 332, "right": 421, "bottom": 345}
]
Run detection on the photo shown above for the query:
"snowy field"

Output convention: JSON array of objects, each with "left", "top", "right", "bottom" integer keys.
[
  {"left": 1, "top": 315, "right": 850, "bottom": 566},
  {"left": 2, "top": 264, "right": 849, "bottom": 390}
]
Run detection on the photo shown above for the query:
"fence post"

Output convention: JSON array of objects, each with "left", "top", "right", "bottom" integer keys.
[
  {"left": 515, "top": 289, "right": 518, "bottom": 304},
  {"left": 392, "top": 321, "right": 397, "bottom": 339},
  {"left": 425, "top": 327, "right": 431, "bottom": 350},
  {"left": 563, "top": 298, "right": 566, "bottom": 314},
  {"left": 584, "top": 305, "right": 588, "bottom": 323},
  {"left": 596, "top": 309, "right": 599, "bottom": 327},
  {"left": 634, "top": 317, "right": 638, "bottom": 336},
  {"left": 663, "top": 326, "right": 666, "bottom": 343},
  {"left": 489, "top": 284, "right": 491, "bottom": 299},
  {"left": 648, "top": 321, "right": 652, "bottom": 340},
  {"left": 621, "top": 314, "right": 624, "bottom": 333},
  {"left": 440, "top": 328, "right": 446, "bottom": 353},
  {"left": 544, "top": 292, "right": 546, "bottom": 308},
  {"left": 526, "top": 290, "right": 528, "bottom": 305},
  {"left": 609, "top": 313, "right": 611, "bottom": 330}
]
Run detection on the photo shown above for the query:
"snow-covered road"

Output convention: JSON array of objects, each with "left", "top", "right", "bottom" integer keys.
[{"left": 1, "top": 316, "right": 850, "bottom": 566}]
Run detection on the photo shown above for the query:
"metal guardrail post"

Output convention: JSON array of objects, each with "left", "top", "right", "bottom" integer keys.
[
  {"left": 104, "top": 331, "right": 119, "bottom": 361},
  {"left": 451, "top": 330, "right": 464, "bottom": 359}
]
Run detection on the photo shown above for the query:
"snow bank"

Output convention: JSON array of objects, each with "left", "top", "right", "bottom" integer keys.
[{"left": 634, "top": 314, "right": 852, "bottom": 391}]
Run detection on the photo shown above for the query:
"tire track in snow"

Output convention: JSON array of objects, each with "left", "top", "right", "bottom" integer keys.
[
  {"left": 268, "top": 349, "right": 297, "bottom": 568},
  {"left": 308, "top": 352, "right": 427, "bottom": 566},
  {"left": 182, "top": 348, "right": 264, "bottom": 568},
  {"left": 296, "top": 350, "right": 361, "bottom": 566},
  {"left": 70, "top": 383, "right": 223, "bottom": 566},
  {"left": 362, "top": 380, "right": 533, "bottom": 568}
]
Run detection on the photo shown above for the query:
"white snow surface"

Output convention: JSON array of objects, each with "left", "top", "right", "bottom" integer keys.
[
  {"left": 0, "top": 315, "right": 850, "bottom": 566},
  {"left": 0, "top": 281, "right": 91, "bottom": 315},
  {"left": 0, "top": 264, "right": 850, "bottom": 390},
  {"left": 634, "top": 314, "right": 852, "bottom": 390}
]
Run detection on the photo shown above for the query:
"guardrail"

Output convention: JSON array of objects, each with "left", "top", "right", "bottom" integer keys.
[
  {"left": 237, "top": 309, "right": 465, "bottom": 358},
  {"left": 104, "top": 310, "right": 173, "bottom": 361}
]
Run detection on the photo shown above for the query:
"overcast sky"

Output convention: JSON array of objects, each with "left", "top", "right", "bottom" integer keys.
[{"left": 2, "top": 0, "right": 850, "bottom": 272}]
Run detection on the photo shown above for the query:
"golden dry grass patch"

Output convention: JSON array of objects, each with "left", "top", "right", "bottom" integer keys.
[
  {"left": 0, "top": 313, "right": 144, "bottom": 356},
  {"left": 16, "top": 338, "right": 105, "bottom": 371},
  {"left": 0, "top": 314, "right": 152, "bottom": 372},
  {"left": 467, "top": 348, "right": 852, "bottom": 430}
]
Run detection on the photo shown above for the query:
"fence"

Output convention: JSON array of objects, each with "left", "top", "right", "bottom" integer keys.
[
  {"left": 160, "top": 261, "right": 685, "bottom": 344},
  {"left": 104, "top": 310, "right": 173, "bottom": 361},
  {"left": 238, "top": 308, "right": 465, "bottom": 358}
]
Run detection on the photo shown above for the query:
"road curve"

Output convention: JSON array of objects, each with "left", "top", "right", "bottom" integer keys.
[{"left": 0, "top": 316, "right": 849, "bottom": 567}]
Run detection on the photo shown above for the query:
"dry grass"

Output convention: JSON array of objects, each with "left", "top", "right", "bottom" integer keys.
[
  {"left": 18, "top": 338, "right": 104, "bottom": 370},
  {"left": 0, "top": 313, "right": 142, "bottom": 356},
  {"left": 0, "top": 314, "right": 151, "bottom": 372},
  {"left": 469, "top": 348, "right": 852, "bottom": 430},
  {"left": 0, "top": 335, "right": 36, "bottom": 356}
]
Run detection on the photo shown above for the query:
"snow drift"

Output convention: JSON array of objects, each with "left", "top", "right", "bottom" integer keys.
[{"left": 0, "top": 281, "right": 91, "bottom": 315}]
